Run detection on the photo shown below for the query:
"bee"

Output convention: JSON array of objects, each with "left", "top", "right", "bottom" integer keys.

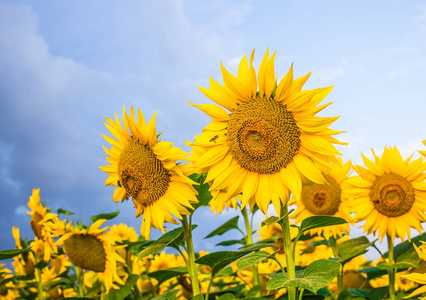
[
  {"left": 117, "top": 181, "right": 122, "bottom": 188},
  {"left": 209, "top": 135, "right": 219, "bottom": 143}
]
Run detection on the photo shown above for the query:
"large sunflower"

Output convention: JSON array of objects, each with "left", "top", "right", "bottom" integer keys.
[
  {"left": 186, "top": 48, "right": 345, "bottom": 215},
  {"left": 290, "top": 157, "right": 352, "bottom": 240},
  {"left": 100, "top": 107, "right": 198, "bottom": 239},
  {"left": 57, "top": 219, "right": 125, "bottom": 293},
  {"left": 349, "top": 146, "right": 426, "bottom": 242}
]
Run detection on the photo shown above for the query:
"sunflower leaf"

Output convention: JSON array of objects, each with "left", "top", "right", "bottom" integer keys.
[
  {"left": 205, "top": 216, "right": 240, "bottom": 239},
  {"left": 298, "top": 216, "right": 347, "bottom": 236},
  {"left": 90, "top": 209, "right": 120, "bottom": 223},
  {"left": 261, "top": 209, "right": 295, "bottom": 228},
  {"left": 377, "top": 250, "right": 420, "bottom": 270},
  {"left": 358, "top": 267, "right": 388, "bottom": 282},
  {"left": 139, "top": 226, "right": 191, "bottom": 258},
  {"left": 104, "top": 274, "right": 138, "bottom": 300},
  {"left": 148, "top": 266, "right": 188, "bottom": 285},
  {"left": 191, "top": 173, "right": 213, "bottom": 210},
  {"left": 151, "top": 289, "right": 180, "bottom": 300},
  {"left": 383, "top": 232, "right": 426, "bottom": 259},
  {"left": 216, "top": 239, "right": 246, "bottom": 247},
  {"left": 195, "top": 243, "right": 275, "bottom": 278},
  {"left": 236, "top": 251, "right": 276, "bottom": 270},
  {"left": 337, "top": 287, "right": 389, "bottom": 300},
  {"left": 266, "top": 259, "right": 340, "bottom": 293},
  {"left": 0, "top": 248, "right": 32, "bottom": 261},
  {"left": 57, "top": 208, "right": 74, "bottom": 216},
  {"left": 338, "top": 236, "right": 374, "bottom": 263}
]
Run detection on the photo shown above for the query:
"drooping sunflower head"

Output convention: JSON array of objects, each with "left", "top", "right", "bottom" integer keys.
[
  {"left": 26, "top": 188, "right": 50, "bottom": 240},
  {"left": 187, "top": 48, "right": 345, "bottom": 216},
  {"left": 57, "top": 219, "right": 125, "bottom": 293},
  {"left": 349, "top": 146, "right": 426, "bottom": 242},
  {"left": 291, "top": 157, "right": 352, "bottom": 240},
  {"left": 100, "top": 107, "right": 198, "bottom": 239}
]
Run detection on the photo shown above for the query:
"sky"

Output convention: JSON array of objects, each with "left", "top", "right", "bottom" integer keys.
[{"left": 1, "top": 0, "right": 426, "bottom": 259}]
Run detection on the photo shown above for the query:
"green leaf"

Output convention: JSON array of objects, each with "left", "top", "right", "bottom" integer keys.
[
  {"left": 216, "top": 266, "right": 234, "bottom": 277},
  {"left": 217, "top": 293, "right": 237, "bottom": 300},
  {"left": 148, "top": 267, "right": 188, "bottom": 285},
  {"left": 246, "top": 285, "right": 261, "bottom": 297},
  {"left": 90, "top": 210, "right": 120, "bottom": 223},
  {"left": 266, "top": 259, "right": 341, "bottom": 293},
  {"left": 191, "top": 173, "right": 213, "bottom": 210},
  {"left": 196, "top": 243, "right": 275, "bottom": 277},
  {"left": 216, "top": 239, "right": 246, "bottom": 247},
  {"left": 338, "top": 236, "right": 374, "bottom": 263},
  {"left": 299, "top": 216, "right": 347, "bottom": 236},
  {"left": 237, "top": 251, "right": 274, "bottom": 270},
  {"left": 191, "top": 295, "right": 205, "bottom": 300},
  {"left": 43, "top": 277, "right": 74, "bottom": 289},
  {"left": 139, "top": 227, "right": 185, "bottom": 259},
  {"left": 104, "top": 274, "right": 138, "bottom": 300},
  {"left": 343, "top": 287, "right": 388, "bottom": 300},
  {"left": 260, "top": 209, "right": 295, "bottom": 228},
  {"left": 205, "top": 216, "right": 240, "bottom": 239},
  {"left": 377, "top": 250, "right": 420, "bottom": 270},
  {"left": 384, "top": 232, "right": 426, "bottom": 259},
  {"left": 0, "top": 248, "right": 32, "bottom": 261},
  {"left": 57, "top": 208, "right": 74, "bottom": 215},
  {"left": 151, "top": 289, "right": 180, "bottom": 300},
  {"left": 358, "top": 267, "right": 388, "bottom": 282}
]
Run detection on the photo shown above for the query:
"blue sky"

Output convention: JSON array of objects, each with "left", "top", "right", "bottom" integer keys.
[{"left": 1, "top": 1, "right": 426, "bottom": 258}]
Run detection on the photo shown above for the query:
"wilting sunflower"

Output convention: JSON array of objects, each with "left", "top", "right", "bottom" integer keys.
[
  {"left": 57, "top": 219, "right": 125, "bottom": 293},
  {"left": 186, "top": 48, "right": 345, "bottom": 215},
  {"left": 100, "top": 107, "right": 198, "bottom": 239},
  {"left": 291, "top": 157, "right": 352, "bottom": 240},
  {"left": 349, "top": 146, "right": 426, "bottom": 242}
]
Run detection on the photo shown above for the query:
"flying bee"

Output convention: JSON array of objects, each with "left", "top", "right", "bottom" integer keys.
[{"left": 209, "top": 135, "right": 219, "bottom": 143}]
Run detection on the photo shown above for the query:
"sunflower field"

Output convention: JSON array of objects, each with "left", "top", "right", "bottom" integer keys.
[{"left": 2, "top": 49, "right": 426, "bottom": 300}]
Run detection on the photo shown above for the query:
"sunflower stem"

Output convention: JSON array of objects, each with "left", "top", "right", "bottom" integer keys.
[
  {"left": 242, "top": 206, "right": 260, "bottom": 287},
  {"left": 280, "top": 204, "right": 296, "bottom": 300},
  {"left": 33, "top": 252, "right": 44, "bottom": 300},
  {"left": 181, "top": 215, "right": 201, "bottom": 296},
  {"left": 387, "top": 234, "right": 396, "bottom": 300},
  {"left": 75, "top": 266, "right": 86, "bottom": 297},
  {"left": 331, "top": 236, "right": 343, "bottom": 294}
]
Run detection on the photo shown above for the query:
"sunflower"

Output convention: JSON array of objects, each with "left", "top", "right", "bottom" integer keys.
[
  {"left": 100, "top": 107, "right": 198, "bottom": 239},
  {"left": 57, "top": 219, "right": 125, "bottom": 293},
  {"left": 295, "top": 236, "right": 334, "bottom": 267},
  {"left": 399, "top": 241, "right": 426, "bottom": 298},
  {"left": 290, "top": 157, "right": 352, "bottom": 240},
  {"left": 186, "top": 48, "right": 345, "bottom": 215},
  {"left": 348, "top": 146, "right": 426, "bottom": 242},
  {"left": 26, "top": 188, "right": 60, "bottom": 260},
  {"left": 420, "top": 140, "right": 426, "bottom": 157},
  {"left": 209, "top": 192, "right": 239, "bottom": 215}
]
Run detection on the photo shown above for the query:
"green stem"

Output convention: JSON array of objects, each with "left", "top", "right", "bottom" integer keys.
[
  {"left": 280, "top": 204, "right": 296, "bottom": 300},
  {"left": 33, "top": 253, "right": 44, "bottom": 300},
  {"left": 298, "top": 288, "right": 305, "bottom": 300},
  {"left": 242, "top": 206, "right": 260, "bottom": 287},
  {"left": 331, "top": 237, "right": 343, "bottom": 294},
  {"left": 387, "top": 234, "right": 395, "bottom": 300},
  {"left": 181, "top": 215, "right": 201, "bottom": 296},
  {"left": 75, "top": 266, "right": 86, "bottom": 297}
]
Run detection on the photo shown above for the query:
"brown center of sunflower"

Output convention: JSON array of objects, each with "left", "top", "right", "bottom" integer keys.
[
  {"left": 64, "top": 234, "right": 106, "bottom": 272},
  {"left": 301, "top": 174, "right": 341, "bottom": 215},
  {"left": 228, "top": 96, "right": 301, "bottom": 174},
  {"left": 30, "top": 212, "right": 44, "bottom": 240},
  {"left": 370, "top": 173, "right": 415, "bottom": 217},
  {"left": 118, "top": 141, "right": 171, "bottom": 207}
]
